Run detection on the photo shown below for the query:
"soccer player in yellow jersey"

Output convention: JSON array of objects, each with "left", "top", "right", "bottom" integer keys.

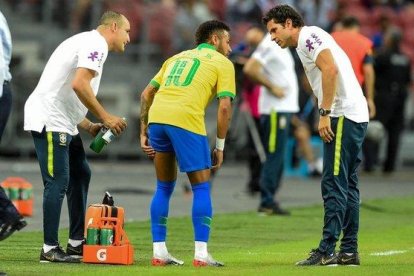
[{"left": 139, "top": 20, "right": 235, "bottom": 267}]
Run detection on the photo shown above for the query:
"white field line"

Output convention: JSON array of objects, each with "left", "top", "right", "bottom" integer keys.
[{"left": 370, "top": 250, "right": 408, "bottom": 256}]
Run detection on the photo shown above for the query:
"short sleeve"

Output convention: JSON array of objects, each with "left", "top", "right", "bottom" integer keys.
[
  {"left": 150, "top": 58, "right": 171, "bottom": 88},
  {"left": 251, "top": 40, "right": 270, "bottom": 65},
  {"left": 299, "top": 28, "right": 329, "bottom": 63},
  {"left": 252, "top": 35, "right": 276, "bottom": 64},
  {"left": 216, "top": 59, "right": 236, "bottom": 99},
  {"left": 77, "top": 36, "right": 107, "bottom": 75}
]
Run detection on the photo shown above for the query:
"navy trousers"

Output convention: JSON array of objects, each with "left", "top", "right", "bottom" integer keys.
[
  {"left": 0, "top": 82, "right": 19, "bottom": 225},
  {"left": 259, "top": 112, "right": 292, "bottom": 208},
  {"left": 0, "top": 82, "right": 12, "bottom": 142},
  {"left": 32, "top": 129, "right": 91, "bottom": 245},
  {"left": 318, "top": 116, "right": 367, "bottom": 254},
  {"left": 0, "top": 187, "right": 20, "bottom": 225}
]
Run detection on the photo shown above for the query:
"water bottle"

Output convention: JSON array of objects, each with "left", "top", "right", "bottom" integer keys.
[{"left": 89, "top": 118, "right": 125, "bottom": 153}]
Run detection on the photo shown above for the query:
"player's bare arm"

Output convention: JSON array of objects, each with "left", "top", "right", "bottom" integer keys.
[
  {"left": 212, "top": 96, "right": 232, "bottom": 172},
  {"left": 72, "top": 67, "right": 126, "bottom": 135},
  {"left": 315, "top": 49, "right": 337, "bottom": 143},
  {"left": 139, "top": 84, "right": 158, "bottom": 159}
]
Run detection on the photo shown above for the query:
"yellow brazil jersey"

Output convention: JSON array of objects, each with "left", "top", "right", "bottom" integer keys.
[{"left": 148, "top": 43, "right": 236, "bottom": 135}]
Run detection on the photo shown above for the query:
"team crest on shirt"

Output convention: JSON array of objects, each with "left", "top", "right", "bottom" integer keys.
[{"left": 59, "top": 133, "right": 67, "bottom": 146}]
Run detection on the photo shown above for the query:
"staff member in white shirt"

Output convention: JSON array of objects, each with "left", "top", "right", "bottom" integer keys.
[
  {"left": 244, "top": 33, "right": 299, "bottom": 216},
  {"left": 0, "top": 10, "right": 28, "bottom": 242},
  {"left": 24, "top": 11, "right": 129, "bottom": 263},
  {"left": 263, "top": 4, "right": 368, "bottom": 266}
]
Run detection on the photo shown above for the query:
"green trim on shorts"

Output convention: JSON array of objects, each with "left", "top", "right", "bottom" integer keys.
[{"left": 334, "top": 116, "right": 344, "bottom": 176}]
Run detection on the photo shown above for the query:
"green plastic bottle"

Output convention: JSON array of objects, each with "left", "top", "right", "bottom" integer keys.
[
  {"left": 89, "top": 118, "right": 126, "bottom": 153},
  {"left": 89, "top": 127, "right": 114, "bottom": 153}
]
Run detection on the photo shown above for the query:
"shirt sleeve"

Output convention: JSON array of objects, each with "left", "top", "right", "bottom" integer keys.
[
  {"left": 251, "top": 40, "right": 270, "bottom": 65},
  {"left": 299, "top": 27, "right": 330, "bottom": 63},
  {"left": 216, "top": 58, "right": 236, "bottom": 99},
  {"left": 77, "top": 37, "right": 107, "bottom": 76},
  {"left": 150, "top": 58, "right": 171, "bottom": 89}
]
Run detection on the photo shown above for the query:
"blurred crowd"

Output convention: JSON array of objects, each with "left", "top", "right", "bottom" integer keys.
[
  {"left": 3, "top": 0, "right": 414, "bottom": 59},
  {"left": 1, "top": 0, "right": 413, "bottom": 175}
]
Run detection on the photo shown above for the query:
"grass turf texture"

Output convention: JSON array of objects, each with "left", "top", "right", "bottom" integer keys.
[{"left": 1, "top": 196, "right": 413, "bottom": 275}]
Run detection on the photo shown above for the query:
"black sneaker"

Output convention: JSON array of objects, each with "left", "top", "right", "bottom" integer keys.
[
  {"left": 296, "top": 249, "right": 337, "bottom": 266},
  {"left": 337, "top": 252, "right": 360, "bottom": 265},
  {"left": 258, "top": 205, "right": 291, "bottom": 216},
  {"left": 0, "top": 217, "right": 27, "bottom": 241},
  {"left": 66, "top": 240, "right": 85, "bottom": 258},
  {"left": 40, "top": 246, "right": 81, "bottom": 263}
]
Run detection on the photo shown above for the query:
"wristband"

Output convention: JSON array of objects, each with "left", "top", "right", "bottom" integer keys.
[{"left": 215, "top": 137, "right": 225, "bottom": 151}]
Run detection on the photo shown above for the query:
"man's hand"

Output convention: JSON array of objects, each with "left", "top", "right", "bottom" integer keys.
[
  {"left": 140, "top": 133, "right": 155, "bottom": 159},
  {"left": 103, "top": 115, "right": 127, "bottom": 136},
  {"left": 89, "top": 122, "right": 103, "bottom": 137},
  {"left": 211, "top": 149, "right": 224, "bottom": 172},
  {"left": 270, "top": 85, "right": 285, "bottom": 98},
  {"left": 318, "top": 116, "right": 334, "bottom": 143},
  {"left": 367, "top": 99, "right": 376, "bottom": 119}
]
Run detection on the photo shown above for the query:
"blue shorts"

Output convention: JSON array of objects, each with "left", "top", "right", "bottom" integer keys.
[{"left": 148, "top": 123, "right": 211, "bottom": 172}]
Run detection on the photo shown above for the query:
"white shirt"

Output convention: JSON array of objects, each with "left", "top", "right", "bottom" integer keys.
[
  {"left": 24, "top": 30, "right": 108, "bottom": 135},
  {"left": 252, "top": 34, "right": 299, "bottom": 114},
  {"left": 0, "top": 11, "right": 12, "bottom": 97},
  {"left": 296, "top": 26, "right": 369, "bottom": 123}
]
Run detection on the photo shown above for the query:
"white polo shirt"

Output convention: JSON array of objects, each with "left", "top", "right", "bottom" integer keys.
[
  {"left": 24, "top": 30, "right": 108, "bottom": 135},
  {"left": 252, "top": 34, "right": 299, "bottom": 114},
  {"left": 296, "top": 26, "right": 369, "bottom": 123}
]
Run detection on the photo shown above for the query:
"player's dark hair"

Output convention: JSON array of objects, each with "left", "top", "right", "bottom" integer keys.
[
  {"left": 195, "top": 20, "right": 230, "bottom": 45},
  {"left": 341, "top": 16, "right": 360, "bottom": 28},
  {"left": 262, "top": 4, "right": 304, "bottom": 28}
]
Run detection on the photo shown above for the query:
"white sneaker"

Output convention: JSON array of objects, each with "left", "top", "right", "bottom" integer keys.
[
  {"left": 193, "top": 254, "right": 224, "bottom": 267},
  {"left": 152, "top": 254, "right": 184, "bottom": 266}
]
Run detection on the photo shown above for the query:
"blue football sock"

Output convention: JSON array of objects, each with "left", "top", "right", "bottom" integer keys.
[
  {"left": 192, "top": 182, "right": 212, "bottom": 242},
  {"left": 150, "top": 179, "right": 175, "bottom": 242}
]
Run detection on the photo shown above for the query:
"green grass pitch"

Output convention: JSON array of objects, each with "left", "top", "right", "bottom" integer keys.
[{"left": 1, "top": 196, "right": 413, "bottom": 275}]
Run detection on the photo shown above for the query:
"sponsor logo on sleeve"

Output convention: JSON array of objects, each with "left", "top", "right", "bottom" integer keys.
[
  {"left": 306, "top": 33, "right": 323, "bottom": 52},
  {"left": 88, "top": 51, "right": 104, "bottom": 68},
  {"left": 88, "top": 51, "right": 99, "bottom": 61}
]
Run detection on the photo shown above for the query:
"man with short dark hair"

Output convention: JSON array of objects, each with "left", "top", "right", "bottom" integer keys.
[
  {"left": 263, "top": 4, "right": 368, "bottom": 266},
  {"left": 140, "top": 20, "right": 235, "bottom": 267}
]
